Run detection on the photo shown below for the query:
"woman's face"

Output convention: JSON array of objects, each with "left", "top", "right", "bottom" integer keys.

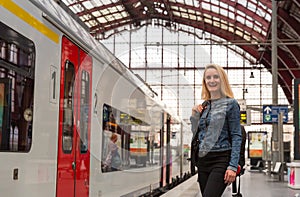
[{"left": 204, "top": 68, "right": 221, "bottom": 95}]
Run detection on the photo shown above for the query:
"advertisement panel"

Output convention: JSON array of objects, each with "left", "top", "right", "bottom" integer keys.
[{"left": 248, "top": 131, "right": 267, "bottom": 158}]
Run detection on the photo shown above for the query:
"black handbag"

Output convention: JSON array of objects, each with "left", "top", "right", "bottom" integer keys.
[
  {"left": 190, "top": 134, "right": 200, "bottom": 175},
  {"left": 190, "top": 101, "right": 209, "bottom": 175}
]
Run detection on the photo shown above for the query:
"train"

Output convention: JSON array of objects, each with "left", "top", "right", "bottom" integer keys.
[{"left": 0, "top": 0, "right": 192, "bottom": 196}]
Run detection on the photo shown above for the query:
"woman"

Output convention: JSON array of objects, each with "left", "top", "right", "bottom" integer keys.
[{"left": 190, "top": 64, "right": 242, "bottom": 197}]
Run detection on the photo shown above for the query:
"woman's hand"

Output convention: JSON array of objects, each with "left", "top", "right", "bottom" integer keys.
[
  {"left": 224, "top": 169, "right": 236, "bottom": 185},
  {"left": 192, "top": 104, "right": 203, "bottom": 116}
]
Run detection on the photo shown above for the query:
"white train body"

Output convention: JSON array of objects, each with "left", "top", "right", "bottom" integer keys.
[{"left": 0, "top": 0, "right": 190, "bottom": 196}]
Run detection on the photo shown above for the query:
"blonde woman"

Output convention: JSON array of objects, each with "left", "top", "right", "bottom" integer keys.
[{"left": 190, "top": 64, "right": 242, "bottom": 197}]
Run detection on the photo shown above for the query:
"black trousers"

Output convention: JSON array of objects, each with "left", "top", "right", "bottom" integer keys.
[{"left": 197, "top": 151, "right": 230, "bottom": 197}]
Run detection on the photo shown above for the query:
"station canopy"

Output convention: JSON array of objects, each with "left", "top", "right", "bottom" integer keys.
[{"left": 59, "top": 0, "right": 300, "bottom": 104}]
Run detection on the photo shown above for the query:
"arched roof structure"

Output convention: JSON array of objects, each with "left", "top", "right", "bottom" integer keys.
[{"left": 59, "top": 0, "right": 300, "bottom": 104}]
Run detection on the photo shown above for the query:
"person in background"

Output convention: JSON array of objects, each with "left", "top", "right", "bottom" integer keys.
[
  {"left": 104, "top": 133, "right": 122, "bottom": 171},
  {"left": 190, "top": 64, "right": 242, "bottom": 197}
]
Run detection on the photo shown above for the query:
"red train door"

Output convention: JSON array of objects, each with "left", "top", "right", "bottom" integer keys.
[{"left": 56, "top": 36, "right": 92, "bottom": 197}]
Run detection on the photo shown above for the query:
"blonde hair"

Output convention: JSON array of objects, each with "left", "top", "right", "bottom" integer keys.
[{"left": 201, "top": 64, "right": 234, "bottom": 100}]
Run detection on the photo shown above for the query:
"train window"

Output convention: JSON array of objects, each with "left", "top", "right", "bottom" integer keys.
[
  {"left": 80, "top": 71, "right": 90, "bottom": 153},
  {"left": 101, "top": 104, "right": 154, "bottom": 172},
  {"left": 62, "top": 61, "right": 75, "bottom": 153},
  {"left": 102, "top": 104, "right": 120, "bottom": 173},
  {"left": 0, "top": 22, "right": 34, "bottom": 152}
]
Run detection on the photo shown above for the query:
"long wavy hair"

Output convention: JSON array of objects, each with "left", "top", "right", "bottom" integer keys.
[{"left": 201, "top": 64, "right": 234, "bottom": 100}]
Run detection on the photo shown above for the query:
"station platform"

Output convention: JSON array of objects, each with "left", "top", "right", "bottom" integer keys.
[{"left": 161, "top": 168, "right": 300, "bottom": 197}]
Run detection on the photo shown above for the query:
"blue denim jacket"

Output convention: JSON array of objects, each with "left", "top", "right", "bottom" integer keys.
[{"left": 190, "top": 97, "right": 242, "bottom": 171}]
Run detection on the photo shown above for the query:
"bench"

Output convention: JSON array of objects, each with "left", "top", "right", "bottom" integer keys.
[
  {"left": 270, "top": 162, "right": 286, "bottom": 181},
  {"left": 271, "top": 162, "right": 282, "bottom": 175},
  {"left": 250, "top": 160, "right": 264, "bottom": 172}
]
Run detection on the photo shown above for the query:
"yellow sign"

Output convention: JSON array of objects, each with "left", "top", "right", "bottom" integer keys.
[{"left": 240, "top": 111, "right": 247, "bottom": 125}]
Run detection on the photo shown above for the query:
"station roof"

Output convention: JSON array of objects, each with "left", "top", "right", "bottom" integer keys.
[{"left": 58, "top": 0, "right": 300, "bottom": 104}]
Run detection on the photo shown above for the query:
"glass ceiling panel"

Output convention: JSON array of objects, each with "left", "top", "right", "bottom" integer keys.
[
  {"left": 204, "top": 18, "right": 213, "bottom": 25},
  {"left": 190, "top": 15, "right": 197, "bottom": 21},
  {"left": 220, "top": 8, "right": 228, "bottom": 16},
  {"left": 82, "top": 1, "right": 94, "bottom": 9},
  {"left": 173, "top": 11, "right": 180, "bottom": 17},
  {"left": 92, "top": 11, "right": 100, "bottom": 17},
  {"left": 61, "top": 0, "right": 272, "bottom": 50},
  {"left": 202, "top": 2, "right": 210, "bottom": 10},
  {"left": 211, "top": 5, "right": 219, "bottom": 13},
  {"left": 247, "top": 2, "right": 256, "bottom": 13},
  {"left": 91, "top": 0, "right": 103, "bottom": 5},
  {"left": 220, "top": 2, "right": 228, "bottom": 9},
  {"left": 81, "top": 14, "right": 90, "bottom": 21},
  {"left": 179, "top": 7, "right": 188, "bottom": 12},
  {"left": 228, "top": 5, "right": 235, "bottom": 12},
  {"left": 89, "top": 20, "right": 98, "bottom": 26},
  {"left": 186, "top": 0, "right": 195, "bottom": 6},
  {"left": 228, "top": 12, "right": 234, "bottom": 20},
  {"left": 101, "top": 0, "right": 114, "bottom": 5},
  {"left": 188, "top": 9, "right": 195, "bottom": 14},
  {"left": 98, "top": 17, "right": 108, "bottom": 23},
  {"left": 182, "top": 13, "right": 189, "bottom": 19},
  {"left": 69, "top": 5, "right": 81, "bottom": 14},
  {"left": 175, "top": 0, "right": 185, "bottom": 4},
  {"left": 99, "top": 9, "right": 110, "bottom": 15},
  {"left": 113, "top": 13, "right": 124, "bottom": 20},
  {"left": 171, "top": 6, "right": 179, "bottom": 11}
]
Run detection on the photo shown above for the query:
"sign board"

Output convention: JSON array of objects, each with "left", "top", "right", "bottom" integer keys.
[
  {"left": 240, "top": 111, "right": 247, "bottom": 125},
  {"left": 237, "top": 99, "right": 246, "bottom": 111},
  {"left": 248, "top": 131, "right": 267, "bottom": 158},
  {"left": 262, "top": 105, "right": 288, "bottom": 123}
]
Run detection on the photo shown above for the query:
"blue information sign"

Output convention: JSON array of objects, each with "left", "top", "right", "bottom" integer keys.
[{"left": 263, "top": 105, "right": 288, "bottom": 123}]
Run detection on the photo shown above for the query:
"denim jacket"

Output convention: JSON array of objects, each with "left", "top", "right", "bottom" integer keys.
[{"left": 190, "top": 97, "right": 242, "bottom": 171}]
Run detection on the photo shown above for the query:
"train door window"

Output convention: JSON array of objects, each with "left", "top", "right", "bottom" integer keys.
[
  {"left": 62, "top": 61, "right": 75, "bottom": 153},
  {"left": 0, "top": 21, "right": 34, "bottom": 152},
  {"left": 79, "top": 70, "right": 89, "bottom": 153}
]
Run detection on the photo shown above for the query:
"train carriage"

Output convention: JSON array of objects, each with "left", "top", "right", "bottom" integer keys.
[{"left": 0, "top": 0, "right": 190, "bottom": 196}]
